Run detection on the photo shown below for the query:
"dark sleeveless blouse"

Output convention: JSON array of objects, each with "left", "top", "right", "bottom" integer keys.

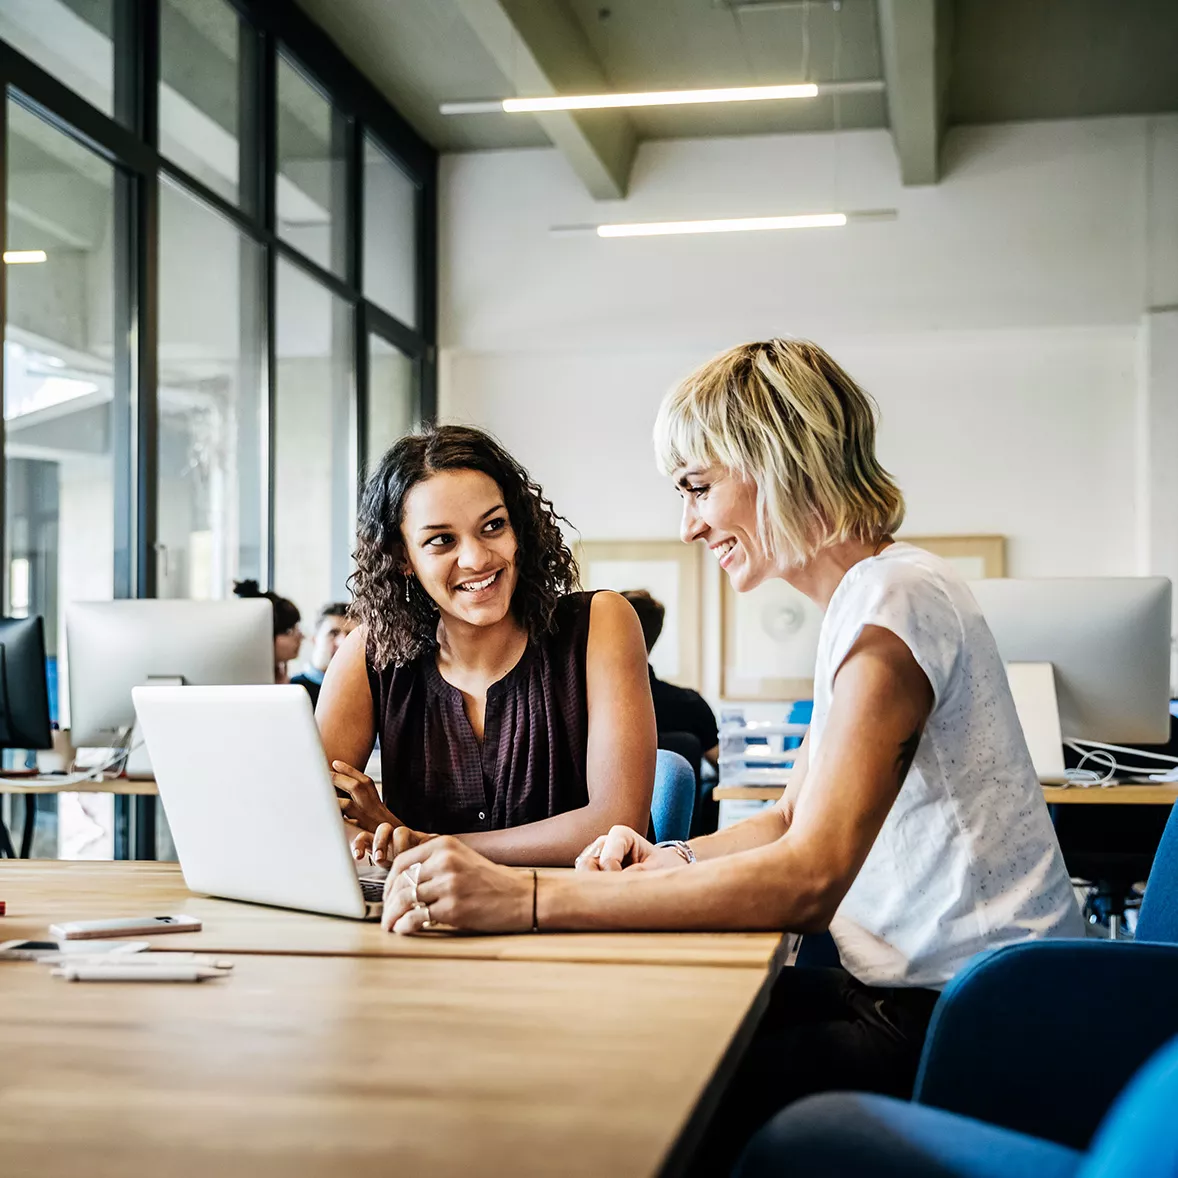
[{"left": 366, "top": 591, "right": 597, "bottom": 835}]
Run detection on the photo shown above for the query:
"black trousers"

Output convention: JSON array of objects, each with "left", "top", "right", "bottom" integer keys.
[{"left": 687, "top": 966, "right": 941, "bottom": 1177}]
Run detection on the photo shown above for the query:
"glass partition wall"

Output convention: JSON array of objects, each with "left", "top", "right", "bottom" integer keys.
[{"left": 0, "top": 0, "right": 436, "bottom": 860}]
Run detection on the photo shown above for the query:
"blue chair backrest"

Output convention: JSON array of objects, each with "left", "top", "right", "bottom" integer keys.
[
  {"left": 1080, "top": 1033, "right": 1178, "bottom": 1178},
  {"left": 1135, "top": 802, "right": 1178, "bottom": 944},
  {"left": 652, "top": 749, "right": 695, "bottom": 843}
]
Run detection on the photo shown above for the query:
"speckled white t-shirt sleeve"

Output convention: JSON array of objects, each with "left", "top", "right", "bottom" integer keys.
[{"left": 824, "top": 569, "right": 964, "bottom": 709}]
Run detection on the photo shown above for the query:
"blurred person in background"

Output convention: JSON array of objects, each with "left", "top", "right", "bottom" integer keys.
[
  {"left": 232, "top": 579, "right": 302, "bottom": 684},
  {"left": 292, "top": 602, "right": 355, "bottom": 708},
  {"left": 621, "top": 589, "right": 719, "bottom": 769}
]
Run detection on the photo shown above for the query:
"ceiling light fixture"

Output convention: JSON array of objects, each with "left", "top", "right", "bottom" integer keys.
[
  {"left": 600, "top": 212, "right": 845, "bottom": 237},
  {"left": 549, "top": 210, "right": 895, "bottom": 239},
  {"left": 3, "top": 250, "right": 47, "bottom": 264},
  {"left": 441, "top": 78, "right": 882, "bottom": 115}
]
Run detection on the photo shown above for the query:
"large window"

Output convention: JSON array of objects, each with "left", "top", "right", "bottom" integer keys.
[
  {"left": 0, "top": 0, "right": 118, "bottom": 118},
  {"left": 274, "top": 257, "right": 354, "bottom": 630},
  {"left": 159, "top": 0, "right": 245, "bottom": 208},
  {"left": 363, "top": 135, "right": 418, "bottom": 329},
  {"left": 365, "top": 332, "right": 416, "bottom": 478},
  {"left": 0, "top": 2, "right": 435, "bottom": 860},
  {"left": 4, "top": 98, "right": 120, "bottom": 857},
  {"left": 158, "top": 179, "right": 265, "bottom": 600},
  {"left": 277, "top": 50, "right": 347, "bottom": 279}
]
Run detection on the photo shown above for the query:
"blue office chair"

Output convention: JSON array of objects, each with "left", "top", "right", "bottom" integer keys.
[
  {"left": 737, "top": 1031, "right": 1178, "bottom": 1178},
  {"left": 652, "top": 748, "right": 695, "bottom": 843},
  {"left": 1136, "top": 797, "right": 1178, "bottom": 943},
  {"left": 912, "top": 939, "right": 1178, "bottom": 1148},
  {"left": 909, "top": 801, "right": 1178, "bottom": 1150}
]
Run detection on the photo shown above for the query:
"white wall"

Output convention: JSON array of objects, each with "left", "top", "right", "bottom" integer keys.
[{"left": 438, "top": 115, "right": 1178, "bottom": 701}]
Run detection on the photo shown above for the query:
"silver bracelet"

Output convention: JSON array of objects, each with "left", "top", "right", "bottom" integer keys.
[{"left": 655, "top": 839, "right": 696, "bottom": 865}]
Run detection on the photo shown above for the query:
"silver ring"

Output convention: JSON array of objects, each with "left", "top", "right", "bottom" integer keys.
[{"left": 420, "top": 903, "right": 435, "bottom": 930}]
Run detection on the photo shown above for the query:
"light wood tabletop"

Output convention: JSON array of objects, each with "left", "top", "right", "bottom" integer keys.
[
  {"left": 1039, "top": 784, "right": 1178, "bottom": 805},
  {"left": 0, "top": 776, "right": 159, "bottom": 795},
  {"left": 714, "top": 783, "right": 1178, "bottom": 806},
  {"left": 0, "top": 860, "right": 790, "bottom": 970},
  {"left": 0, "top": 950, "right": 775, "bottom": 1178}
]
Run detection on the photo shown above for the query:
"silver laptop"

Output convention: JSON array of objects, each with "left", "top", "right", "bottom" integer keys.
[{"left": 132, "top": 685, "right": 385, "bottom": 920}]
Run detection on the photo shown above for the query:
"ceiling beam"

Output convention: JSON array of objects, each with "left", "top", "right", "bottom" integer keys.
[
  {"left": 877, "top": 0, "right": 953, "bottom": 185},
  {"left": 453, "top": 0, "right": 637, "bottom": 199}
]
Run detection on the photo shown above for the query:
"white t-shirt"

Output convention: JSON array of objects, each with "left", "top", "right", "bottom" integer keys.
[{"left": 814, "top": 542, "right": 1083, "bottom": 989}]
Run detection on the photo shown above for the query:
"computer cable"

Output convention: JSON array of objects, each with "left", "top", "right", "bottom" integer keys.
[{"left": 1063, "top": 739, "right": 1178, "bottom": 785}]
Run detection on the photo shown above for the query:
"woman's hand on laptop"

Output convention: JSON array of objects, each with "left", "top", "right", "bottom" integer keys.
[
  {"left": 381, "top": 837, "right": 531, "bottom": 935},
  {"left": 333, "top": 759, "right": 399, "bottom": 834},
  {"left": 371, "top": 821, "right": 436, "bottom": 867},
  {"left": 351, "top": 820, "right": 436, "bottom": 866}
]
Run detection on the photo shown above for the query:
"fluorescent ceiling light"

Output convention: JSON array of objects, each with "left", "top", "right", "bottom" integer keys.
[
  {"left": 504, "top": 83, "right": 816, "bottom": 112},
  {"left": 4, "top": 250, "right": 47, "bottom": 264},
  {"left": 440, "top": 80, "right": 882, "bottom": 116},
  {"left": 597, "top": 213, "right": 847, "bottom": 237},
  {"left": 548, "top": 209, "right": 896, "bottom": 238}
]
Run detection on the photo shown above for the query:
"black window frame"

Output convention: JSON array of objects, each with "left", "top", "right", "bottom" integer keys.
[{"left": 0, "top": 0, "right": 437, "bottom": 859}]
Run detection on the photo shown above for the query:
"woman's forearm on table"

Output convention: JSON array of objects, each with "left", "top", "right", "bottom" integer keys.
[
  {"left": 685, "top": 806, "right": 788, "bottom": 862},
  {"left": 457, "top": 802, "right": 633, "bottom": 867},
  {"left": 536, "top": 839, "right": 833, "bottom": 933}
]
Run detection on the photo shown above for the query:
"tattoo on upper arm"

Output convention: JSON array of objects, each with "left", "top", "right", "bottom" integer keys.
[{"left": 895, "top": 728, "right": 922, "bottom": 788}]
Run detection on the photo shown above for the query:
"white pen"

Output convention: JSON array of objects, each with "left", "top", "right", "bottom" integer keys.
[
  {"left": 40, "top": 953, "right": 233, "bottom": 968},
  {"left": 52, "top": 965, "right": 228, "bottom": 983},
  {"left": 64, "top": 953, "right": 234, "bottom": 968}
]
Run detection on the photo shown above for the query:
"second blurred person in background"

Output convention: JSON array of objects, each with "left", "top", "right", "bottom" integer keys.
[{"left": 291, "top": 602, "right": 355, "bottom": 709}]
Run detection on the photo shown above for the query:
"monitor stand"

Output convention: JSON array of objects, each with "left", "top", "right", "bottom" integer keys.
[
  {"left": 125, "top": 675, "right": 185, "bottom": 779},
  {"left": 1005, "top": 661, "right": 1066, "bottom": 781}
]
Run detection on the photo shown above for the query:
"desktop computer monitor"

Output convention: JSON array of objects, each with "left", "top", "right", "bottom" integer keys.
[
  {"left": 968, "top": 577, "right": 1172, "bottom": 746},
  {"left": 65, "top": 599, "right": 275, "bottom": 748},
  {"left": 0, "top": 615, "right": 52, "bottom": 751}
]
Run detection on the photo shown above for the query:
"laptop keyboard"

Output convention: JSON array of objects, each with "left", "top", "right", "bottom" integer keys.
[{"left": 360, "top": 878, "right": 385, "bottom": 903}]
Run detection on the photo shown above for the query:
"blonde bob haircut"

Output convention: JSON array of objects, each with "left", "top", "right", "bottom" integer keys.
[{"left": 654, "top": 339, "right": 905, "bottom": 567}]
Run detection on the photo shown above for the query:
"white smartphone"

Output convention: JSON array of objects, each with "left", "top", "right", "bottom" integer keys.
[
  {"left": 0, "top": 939, "right": 150, "bottom": 960},
  {"left": 48, "top": 915, "right": 202, "bottom": 940}
]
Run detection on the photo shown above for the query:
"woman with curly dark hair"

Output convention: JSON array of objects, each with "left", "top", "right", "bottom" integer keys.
[{"left": 316, "top": 424, "right": 656, "bottom": 867}]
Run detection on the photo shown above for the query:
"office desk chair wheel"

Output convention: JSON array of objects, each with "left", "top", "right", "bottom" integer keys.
[{"left": 1082, "top": 881, "right": 1143, "bottom": 940}]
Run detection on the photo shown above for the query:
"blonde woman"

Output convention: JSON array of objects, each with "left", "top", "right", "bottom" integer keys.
[{"left": 380, "top": 340, "right": 1083, "bottom": 1167}]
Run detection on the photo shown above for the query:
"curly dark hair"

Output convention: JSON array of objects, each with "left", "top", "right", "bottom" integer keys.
[{"left": 350, "top": 425, "right": 579, "bottom": 668}]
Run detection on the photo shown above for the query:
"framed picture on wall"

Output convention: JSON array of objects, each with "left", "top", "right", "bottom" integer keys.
[
  {"left": 721, "top": 576, "right": 822, "bottom": 701},
  {"left": 576, "top": 540, "right": 702, "bottom": 690},
  {"left": 719, "top": 534, "right": 1007, "bottom": 701},
  {"left": 900, "top": 535, "right": 1006, "bottom": 579}
]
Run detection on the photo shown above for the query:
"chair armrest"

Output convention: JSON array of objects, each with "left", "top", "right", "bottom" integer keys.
[{"left": 914, "top": 939, "right": 1178, "bottom": 1150}]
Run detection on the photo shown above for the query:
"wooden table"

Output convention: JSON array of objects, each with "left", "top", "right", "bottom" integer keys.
[
  {"left": 0, "top": 949, "right": 777, "bottom": 1177},
  {"left": 714, "top": 783, "right": 1178, "bottom": 806},
  {"left": 0, "top": 775, "right": 158, "bottom": 859},
  {"left": 0, "top": 777, "right": 158, "bottom": 795},
  {"left": 0, "top": 860, "right": 789, "bottom": 970}
]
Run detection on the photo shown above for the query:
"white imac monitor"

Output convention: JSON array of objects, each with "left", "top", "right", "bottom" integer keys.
[
  {"left": 66, "top": 600, "right": 275, "bottom": 748},
  {"left": 968, "top": 577, "right": 1172, "bottom": 746}
]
